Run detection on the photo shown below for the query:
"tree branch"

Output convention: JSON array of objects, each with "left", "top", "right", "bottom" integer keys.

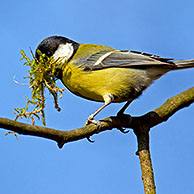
[
  {"left": 1, "top": 87, "right": 194, "bottom": 194},
  {"left": 1, "top": 87, "right": 194, "bottom": 148}
]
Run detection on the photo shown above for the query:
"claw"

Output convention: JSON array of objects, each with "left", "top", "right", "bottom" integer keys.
[
  {"left": 118, "top": 127, "right": 130, "bottom": 134},
  {"left": 5, "top": 131, "right": 19, "bottom": 140},
  {"left": 87, "top": 136, "right": 95, "bottom": 143}
]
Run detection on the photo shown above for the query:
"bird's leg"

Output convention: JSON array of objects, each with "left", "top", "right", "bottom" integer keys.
[
  {"left": 116, "top": 101, "right": 132, "bottom": 133},
  {"left": 85, "top": 94, "right": 113, "bottom": 126},
  {"left": 117, "top": 101, "right": 131, "bottom": 116},
  {"left": 85, "top": 101, "right": 111, "bottom": 126}
]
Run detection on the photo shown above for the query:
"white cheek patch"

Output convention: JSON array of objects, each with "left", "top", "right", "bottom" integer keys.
[{"left": 53, "top": 43, "right": 74, "bottom": 63}]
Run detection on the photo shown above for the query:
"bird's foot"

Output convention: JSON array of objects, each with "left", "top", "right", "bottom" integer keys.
[
  {"left": 116, "top": 112, "right": 132, "bottom": 134},
  {"left": 85, "top": 115, "right": 101, "bottom": 143},
  {"left": 85, "top": 115, "right": 101, "bottom": 128},
  {"left": 117, "top": 111, "right": 132, "bottom": 122}
]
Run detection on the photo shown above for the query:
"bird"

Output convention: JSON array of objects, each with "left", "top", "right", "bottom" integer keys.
[{"left": 35, "top": 35, "right": 194, "bottom": 125}]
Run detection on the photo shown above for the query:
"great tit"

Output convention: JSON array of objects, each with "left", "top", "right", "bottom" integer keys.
[{"left": 35, "top": 35, "right": 194, "bottom": 125}]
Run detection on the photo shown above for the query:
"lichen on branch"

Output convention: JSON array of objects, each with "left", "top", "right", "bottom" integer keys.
[{"left": 14, "top": 50, "right": 66, "bottom": 125}]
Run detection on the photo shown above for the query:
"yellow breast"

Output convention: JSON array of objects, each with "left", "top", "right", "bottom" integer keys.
[{"left": 62, "top": 63, "right": 152, "bottom": 103}]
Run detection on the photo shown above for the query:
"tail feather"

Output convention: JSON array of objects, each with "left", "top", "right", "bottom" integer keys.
[{"left": 173, "top": 59, "right": 194, "bottom": 69}]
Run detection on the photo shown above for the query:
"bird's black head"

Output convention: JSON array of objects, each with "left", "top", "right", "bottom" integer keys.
[{"left": 35, "top": 36, "right": 79, "bottom": 62}]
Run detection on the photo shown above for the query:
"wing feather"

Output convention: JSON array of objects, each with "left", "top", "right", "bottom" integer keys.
[{"left": 80, "top": 50, "right": 175, "bottom": 71}]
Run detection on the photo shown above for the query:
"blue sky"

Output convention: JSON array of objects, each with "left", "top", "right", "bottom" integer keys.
[{"left": 1, "top": 0, "right": 194, "bottom": 193}]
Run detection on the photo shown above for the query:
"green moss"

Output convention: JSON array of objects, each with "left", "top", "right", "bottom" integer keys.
[{"left": 14, "top": 50, "right": 66, "bottom": 125}]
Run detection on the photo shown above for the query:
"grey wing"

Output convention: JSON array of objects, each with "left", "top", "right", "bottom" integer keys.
[{"left": 81, "top": 50, "right": 175, "bottom": 71}]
